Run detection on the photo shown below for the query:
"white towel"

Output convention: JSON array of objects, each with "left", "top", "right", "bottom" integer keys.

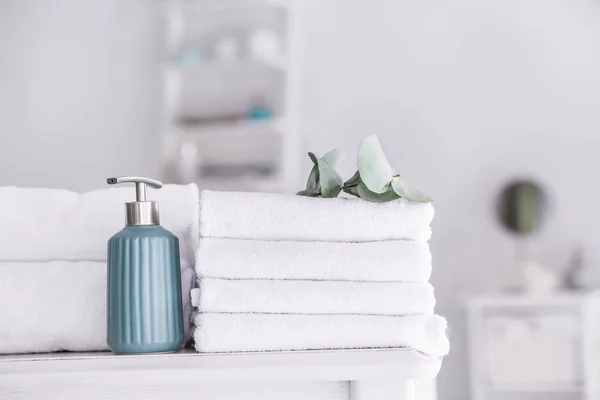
[
  {"left": 0, "top": 261, "right": 108, "bottom": 354},
  {"left": 192, "top": 280, "right": 435, "bottom": 315},
  {"left": 180, "top": 265, "right": 196, "bottom": 343},
  {"left": 0, "top": 261, "right": 195, "bottom": 354},
  {"left": 194, "top": 313, "right": 449, "bottom": 357},
  {"left": 199, "top": 190, "right": 434, "bottom": 242},
  {"left": 197, "top": 238, "right": 432, "bottom": 282},
  {"left": 0, "top": 184, "right": 199, "bottom": 263}
]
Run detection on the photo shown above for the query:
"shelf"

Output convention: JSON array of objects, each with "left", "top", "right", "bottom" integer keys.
[
  {"left": 172, "top": 120, "right": 282, "bottom": 165},
  {"left": 0, "top": 348, "right": 441, "bottom": 383},
  {"left": 169, "top": 59, "right": 285, "bottom": 121},
  {"left": 171, "top": 117, "right": 284, "bottom": 135},
  {"left": 168, "top": 54, "right": 287, "bottom": 72}
]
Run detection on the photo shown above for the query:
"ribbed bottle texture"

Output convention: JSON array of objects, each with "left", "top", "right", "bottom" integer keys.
[{"left": 107, "top": 226, "right": 183, "bottom": 354}]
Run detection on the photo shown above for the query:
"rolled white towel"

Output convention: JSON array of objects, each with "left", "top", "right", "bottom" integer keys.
[
  {"left": 199, "top": 190, "right": 433, "bottom": 242},
  {"left": 0, "top": 261, "right": 196, "bottom": 354},
  {"left": 197, "top": 238, "right": 431, "bottom": 282},
  {"left": 191, "top": 279, "right": 435, "bottom": 315},
  {"left": 0, "top": 261, "right": 108, "bottom": 354},
  {"left": 0, "top": 184, "right": 199, "bottom": 263},
  {"left": 194, "top": 313, "right": 449, "bottom": 357}
]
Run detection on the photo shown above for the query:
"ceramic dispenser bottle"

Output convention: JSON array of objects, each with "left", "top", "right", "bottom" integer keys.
[{"left": 106, "top": 176, "right": 183, "bottom": 354}]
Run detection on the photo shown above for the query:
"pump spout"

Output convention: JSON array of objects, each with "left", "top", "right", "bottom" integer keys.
[{"left": 106, "top": 176, "right": 163, "bottom": 225}]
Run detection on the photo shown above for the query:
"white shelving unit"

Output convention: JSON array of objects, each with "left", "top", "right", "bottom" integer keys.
[
  {"left": 0, "top": 349, "right": 439, "bottom": 400},
  {"left": 161, "top": 0, "right": 301, "bottom": 193},
  {"left": 466, "top": 292, "right": 600, "bottom": 400}
]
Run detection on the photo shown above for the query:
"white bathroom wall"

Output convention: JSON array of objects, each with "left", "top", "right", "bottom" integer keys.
[
  {"left": 299, "top": 1, "right": 600, "bottom": 399},
  {"left": 0, "top": 0, "right": 162, "bottom": 192}
]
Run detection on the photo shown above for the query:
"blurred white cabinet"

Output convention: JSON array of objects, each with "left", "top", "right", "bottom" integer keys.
[{"left": 467, "top": 293, "right": 600, "bottom": 400}]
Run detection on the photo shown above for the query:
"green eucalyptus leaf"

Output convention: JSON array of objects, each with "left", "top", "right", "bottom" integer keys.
[
  {"left": 357, "top": 135, "right": 395, "bottom": 194},
  {"left": 297, "top": 190, "right": 308, "bottom": 196},
  {"left": 321, "top": 149, "right": 345, "bottom": 169},
  {"left": 305, "top": 165, "right": 320, "bottom": 195},
  {"left": 318, "top": 159, "right": 342, "bottom": 198},
  {"left": 301, "top": 151, "right": 344, "bottom": 198},
  {"left": 391, "top": 176, "right": 434, "bottom": 203},
  {"left": 344, "top": 170, "right": 362, "bottom": 187},
  {"left": 342, "top": 184, "right": 360, "bottom": 197},
  {"left": 356, "top": 182, "right": 400, "bottom": 203}
]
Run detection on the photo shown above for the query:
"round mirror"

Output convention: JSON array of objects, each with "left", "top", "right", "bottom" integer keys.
[{"left": 497, "top": 180, "right": 547, "bottom": 235}]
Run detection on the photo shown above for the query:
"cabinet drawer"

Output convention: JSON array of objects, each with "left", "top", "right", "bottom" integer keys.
[{"left": 482, "top": 313, "right": 581, "bottom": 387}]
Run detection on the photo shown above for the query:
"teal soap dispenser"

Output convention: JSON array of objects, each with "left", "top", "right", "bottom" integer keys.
[{"left": 106, "top": 176, "right": 183, "bottom": 354}]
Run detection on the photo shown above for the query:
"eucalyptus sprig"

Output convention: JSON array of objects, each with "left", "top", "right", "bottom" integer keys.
[{"left": 297, "top": 134, "right": 433, "bottom": 203}]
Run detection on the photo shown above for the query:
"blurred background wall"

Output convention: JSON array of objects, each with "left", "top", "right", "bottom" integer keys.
[
  {"left": 1, "top": 1, "right": 600, "bottom": 399},
  {"left": 0, "top": 0, "right": 161, "bottom": 190}
]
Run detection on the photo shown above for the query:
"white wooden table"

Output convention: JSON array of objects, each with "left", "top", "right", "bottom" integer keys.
[{"left": 0, "top": 349, "right": 440, "bottom": 400}]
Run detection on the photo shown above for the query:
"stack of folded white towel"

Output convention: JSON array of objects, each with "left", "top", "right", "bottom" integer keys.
[
  {"left": 192, "top": 191, "right": 449, "bottom": 357},
  {"left": 0, "top": 184, "right": 199, "bottom": 354}
]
